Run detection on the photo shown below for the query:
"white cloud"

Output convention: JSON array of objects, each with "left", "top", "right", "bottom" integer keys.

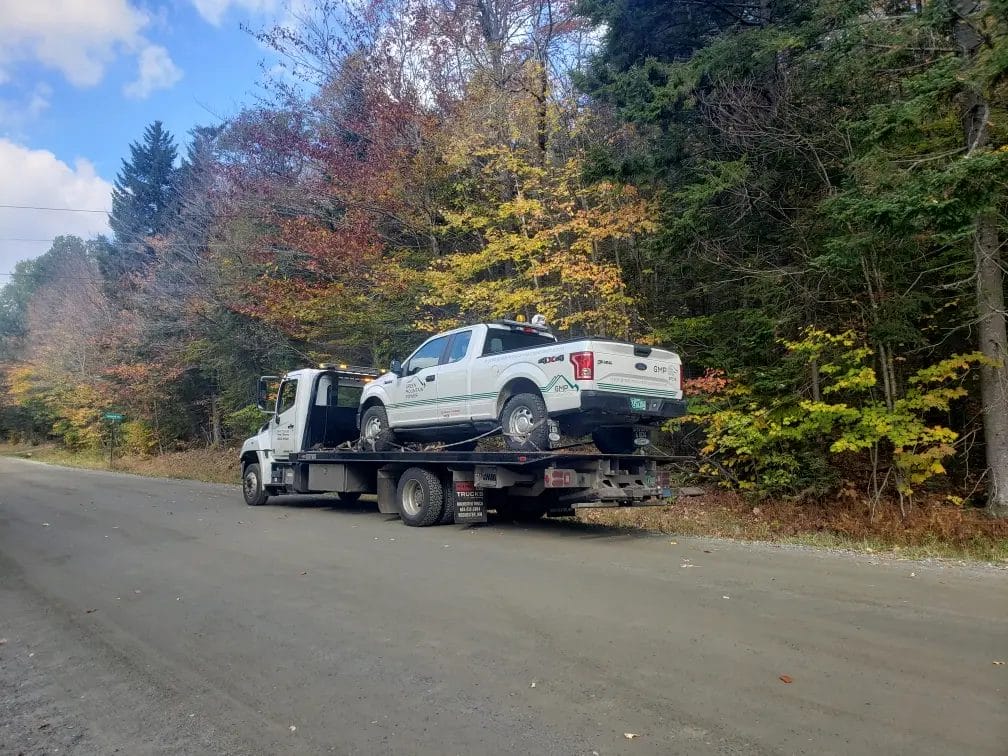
[
  {"left": 124, "top": 44, "right": 183, "bottom": 99},
  {"left": 190, "top": 0, "right": 282, "bottom": 26},
  {"left": 0, "top": 83, "right": 53, "bottom": 135},
  {"left": 27, "top": 83, "right": 52, "bottom": 117},
  {"left": 0, "top": 139, "right": 112, "bottom": 272},
  {"left": 0, "top": 0, "right": 182, "bottom": 95}
]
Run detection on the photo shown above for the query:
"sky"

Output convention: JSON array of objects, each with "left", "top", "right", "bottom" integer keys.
[{"left": 0, "top": 0, "right": 296, "bottom": 276}]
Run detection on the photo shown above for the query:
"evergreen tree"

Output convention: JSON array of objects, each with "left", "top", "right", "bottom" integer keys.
[{"left": 105, "top": 121, "right": 179, "bottom": 277}]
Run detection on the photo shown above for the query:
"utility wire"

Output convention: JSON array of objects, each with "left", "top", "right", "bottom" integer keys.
[{"left": 0, "top": 203, "right": 109, "bottom": 213}]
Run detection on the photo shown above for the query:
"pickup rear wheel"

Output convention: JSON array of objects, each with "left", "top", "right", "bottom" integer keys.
[
  {"left": 395, "top": 467, "right": 445, "bottom": 527},
  {"left": 500, "top": 392, "right": 549, "bottom": 452},
  {"left": 591, "top": 427, "right": 638, "bottom": 455},
  {"left": 242, "top": 463, "right": 269, "bottom": 506},
  {"left": 360, "top": 404, "right": 397, "bottom": 451}
]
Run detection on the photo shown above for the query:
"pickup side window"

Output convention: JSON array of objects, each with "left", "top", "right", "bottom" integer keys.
[
  {"left": 405, "top": 336, "right": 449, "bottom": 374},
  {"left": 481, "top": 329, "right": 556, "bottom": 355},
  {"left": 276, "top": 379, "right": 298, "bottom": 414},
  {"left": 446, "top": 331, "right": 472, "bottom": 364}
]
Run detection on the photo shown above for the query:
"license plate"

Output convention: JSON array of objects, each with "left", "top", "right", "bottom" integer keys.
[{"left": 629, "top": 397, "right": 647, "bottom": 411}]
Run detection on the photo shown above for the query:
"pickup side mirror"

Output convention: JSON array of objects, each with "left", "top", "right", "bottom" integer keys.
[
  {"left": 257, "top": 376, "right": 279, "bottom": 413},
  {"left": 389, "top": 359, "right": 402, "bottom": 376}
]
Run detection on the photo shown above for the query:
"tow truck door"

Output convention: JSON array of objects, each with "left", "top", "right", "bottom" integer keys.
[{"left": 271, "top": 377, "right": 302, "bottom": 459}]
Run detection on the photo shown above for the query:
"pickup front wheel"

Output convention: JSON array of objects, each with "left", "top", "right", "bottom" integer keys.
[
  {"left": 360, "top": 404, "right": 397, "bottom": 451},
  {"left": 500, "top": 392, "right": 549, "bottom": 452}
]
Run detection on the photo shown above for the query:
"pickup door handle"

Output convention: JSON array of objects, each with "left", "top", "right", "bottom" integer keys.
[
  {"left": 287, "top": 424, "right": 294, "bottom": 429},
  {"left": 425, "top": 375, "right": 435, "bottom": 383}
]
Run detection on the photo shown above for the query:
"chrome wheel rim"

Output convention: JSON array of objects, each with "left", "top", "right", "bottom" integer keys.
[
  {"left": 364, "top": 416, "right": 383, "bottom": 443},
  {"left": 507, "top": 406, "right": 535, "bottom": 438},
  {"left": 401, "top": 479, "right": 423, "bottom": 517}
]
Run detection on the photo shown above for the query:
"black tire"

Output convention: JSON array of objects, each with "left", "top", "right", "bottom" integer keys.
[
  {"left": 500, "top": 392, "right": 549, "bottom": 452},
  {"left": 242, "top": 462, "right": 269, "bottom": 506},
  {"left": 437, "top": 478, "right": 456, "bottom": 525},
  {"left": 592, "top": 427, "right": 639, "bottom": 455},
  {"left": 395, "top": 467, "right": 445, "bottom": 527},
  {"left": 337, "top": 491, "right": 362, "bottom": 504},
  {"left": 496, "top": 496, "right": 546, "bottom": 522},
  {"left": 359, "top": 404, "right": 397, "bottom": 451}
]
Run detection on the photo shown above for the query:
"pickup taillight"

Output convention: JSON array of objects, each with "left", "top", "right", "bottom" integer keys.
[{"left": 570, "top": 351, "right": 594, "bottom": 381}]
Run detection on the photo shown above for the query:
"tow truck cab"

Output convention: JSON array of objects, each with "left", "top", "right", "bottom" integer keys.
[{"left": 240, "top": 366, "right": 380, "bottom": 490}]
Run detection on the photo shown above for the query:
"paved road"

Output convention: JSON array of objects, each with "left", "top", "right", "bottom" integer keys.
[{"left": 0, "top": 457, "right": 1005, "bottom": 755}]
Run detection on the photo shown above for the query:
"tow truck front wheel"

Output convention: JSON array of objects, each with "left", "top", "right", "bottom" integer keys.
[
  {"left": 242, "top": 463, "right": 269, "bottom": 506},
  {"left": 500, "top": 393, "right": 549, "bottom": 452},
  {"left": 395, "top": 468, "right": 445, "bottom": 527}
]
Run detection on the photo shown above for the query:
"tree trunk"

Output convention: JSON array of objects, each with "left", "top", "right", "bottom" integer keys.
[
  {"left": 955, "top": 0, "right": 1008, "bottom": 514},
  {"left": 975, "top": 211, "right": 1008, "bottom": 514},
  {"left": 210, "top": 393, "right": 223, "bottom": 449}
]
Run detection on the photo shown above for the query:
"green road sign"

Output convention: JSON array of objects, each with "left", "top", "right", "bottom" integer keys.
[{"left": 102, "top": 412, "right": 125, "bottom": 422}]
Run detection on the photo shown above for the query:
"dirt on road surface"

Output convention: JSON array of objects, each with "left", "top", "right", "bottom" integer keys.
[{"left": 1, "top": 456, "right": 1005, "bottom": 755}]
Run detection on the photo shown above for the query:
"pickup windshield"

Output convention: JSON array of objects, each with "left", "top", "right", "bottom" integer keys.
[{"left": 482, "top": 327, "right": 556, "bottom": 356}]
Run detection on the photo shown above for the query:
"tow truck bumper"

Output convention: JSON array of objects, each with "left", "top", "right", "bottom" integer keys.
[{"left": 576, "top": 390, "right": 687, "bottom": 423}]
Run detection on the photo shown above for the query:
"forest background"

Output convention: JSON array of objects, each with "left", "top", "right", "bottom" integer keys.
[{"left": 2, "top": 0, "right": 1007, "bottom": 522}]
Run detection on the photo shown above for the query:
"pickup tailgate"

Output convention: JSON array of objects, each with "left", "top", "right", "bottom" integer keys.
[{"left": 584, "top": 341, "right": 681, "bottom": 398}]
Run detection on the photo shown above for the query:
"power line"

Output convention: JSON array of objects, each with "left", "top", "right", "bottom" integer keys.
[{"left": 0, "top": 203, "right": 109, "bottom": 213}]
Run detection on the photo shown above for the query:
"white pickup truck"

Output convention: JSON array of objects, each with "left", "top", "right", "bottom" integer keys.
[{"left": 358, "top": 320, "right": 686, "bottom": 454}]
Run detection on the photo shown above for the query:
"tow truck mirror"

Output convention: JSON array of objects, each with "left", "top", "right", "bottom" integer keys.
[
  {"left": 389, "top": 359, "right": 402, "bottom": 376},
  {"left": 257, "top": 376, "right": 279, "bottom": 413}
]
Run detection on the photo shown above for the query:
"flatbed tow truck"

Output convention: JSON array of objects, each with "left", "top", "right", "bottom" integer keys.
[{"left": 239, "top": 365, "right": 684, "bottom": 526}]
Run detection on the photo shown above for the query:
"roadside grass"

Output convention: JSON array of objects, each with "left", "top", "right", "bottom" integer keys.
[
  {"left": 3, "top": 443, "right": 1005, "bottom": 563},
  {"left": 580, "top": 491, "right": 1008, "bottom": 563},
  {"left": 0, "top": 443, "right": 236, "bottom": 485}
]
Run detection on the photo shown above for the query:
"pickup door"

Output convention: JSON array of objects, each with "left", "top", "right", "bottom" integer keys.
[
  {"left": 390, "top": 335, "right": 448, "bottom": 426},
  {"left": 436, "top": 330, "right": 473, "bottom": 421}
]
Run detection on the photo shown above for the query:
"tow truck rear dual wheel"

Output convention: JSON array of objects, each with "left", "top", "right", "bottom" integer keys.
[
  {"left": 500, "top": 392, "right": 549, "bottom": 452},
  {"left": 395, "top": 467, "right": 445, "bottom": 527},
  {"left": 242, "top": 462, "right": 269, "bottom": 507}
]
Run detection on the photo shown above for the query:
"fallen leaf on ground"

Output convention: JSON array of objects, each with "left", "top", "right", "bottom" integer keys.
[
  {"left": 722, "top": 595, "right": 730, "bottom": 599},
  {"left": 42, "top": 522, "right": 50, "bottom": 527},
  {"left": 530, "top": 681, "right": 536, "bottom": 688},
  {"left": 779, "top": 675, "right": 793, "bottom": 684},
  {"left": 84, "top": 608, "right": 97, "bottom": 614},
  {"left": 289, "top": 725, "right": 297, "bottom": 733},
  {"left": 994, "top": 661, "right": 1005, "bottom": 666},
  {"left": 624, "top": 732, "right": 638, "bottom": 739},
  {"left": 703, "top": 549, "right": 711, "bottom": 553},
  {"left": 301, "top": 570, "right": 308, "bottom": 576},
  {"left": 0, "top": 638, "right": 7, "bottom": 645},
  {"left": 38, "top": 723, "right": 50, "bottom": 730}
]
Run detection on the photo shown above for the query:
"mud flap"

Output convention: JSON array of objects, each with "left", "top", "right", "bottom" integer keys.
[{"left": 451, "top": 471, "right": 487, "bottom": 524}]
